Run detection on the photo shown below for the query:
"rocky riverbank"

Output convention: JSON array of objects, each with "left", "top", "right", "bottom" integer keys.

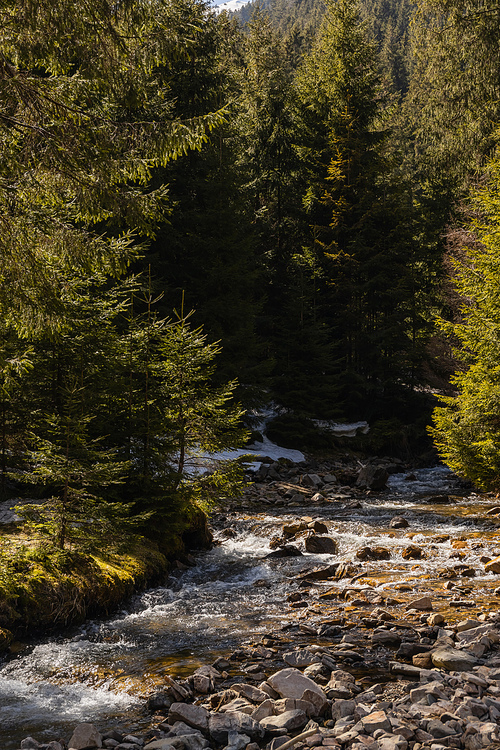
[
  {"left": 13, "top": 455, "right": 500, "bottom": 750},
  {"left": 17, "top": 611, "right": 500, "bottom": 750}
]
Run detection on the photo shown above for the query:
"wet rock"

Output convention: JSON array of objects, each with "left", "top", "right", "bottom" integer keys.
[
  {"left": 297, "top": 564, "right": 339, "bottom": 581},
  {"left": 424, "top": 494, "right": 450, "bottom": 504},
  {"left": 372, "top": 630, "right": 402, "bottom": 647},
  {"left": 402, "top": 545, "right": 424, "bottom": 560},
  {"left": 355, "top": 547, "right": 391, "bottom": 561},
  {"left": 406, "top": 597, "right": 433, "bottom": 611},
  {"left": 389, "top": 516, "right": 409, "bottom": 529},
  {"left": 283, "top": 522, "right": 308, "bottom": 537},
  {"left": 208, "top": 712, "right": 265, "bottom": 744},
  {"left": 356, "top": 466, "right": 389, "bottom": 490},
  {"left": 260, "top": 709, "right": 308, "bottom": 734},
  {"left": 168, "top": 704, "right": 209, "bottom": 732},
  {"left": 283, "top": 649, "right": 321, "bottom": 668},
  {"left": 265, "top": 546, "right": 303, "bottom": 559},
  {"left": 305, "top": 536, "right": 338, "bottom": 554},
  {"left": 20, "top": 740, "right": 41, "bottom": 750},
  {"left": 68, "top": 724, "right": 102, "bottom": 750},
  {"left": 485, "top": 557, "right": 500, "bottom": 574}
]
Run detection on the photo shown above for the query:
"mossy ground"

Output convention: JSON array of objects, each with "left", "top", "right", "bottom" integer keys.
[{"left": 0, "top": 501, "right": 211, "bottom": 649}]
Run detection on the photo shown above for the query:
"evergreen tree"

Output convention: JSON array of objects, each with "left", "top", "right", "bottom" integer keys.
[
  {"left": 431, "top": 146, "right": 500, "bottom": 490},
  {"left": 293, "top": 0, "right": 418, "bottom": 416},
  {"left": 0, "top": 0, "right": 226, "bottom": 331},
  {"left": 407, "top": 0, "right": 500, "bottom": 192},
  {"left": 14, "top": 386, "right": 131, "bottom": 551}
]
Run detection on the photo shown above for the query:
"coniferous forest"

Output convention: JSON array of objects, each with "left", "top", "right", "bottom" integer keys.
[{"left": 1, "top": 0, "right": 500, "bottom": 569}]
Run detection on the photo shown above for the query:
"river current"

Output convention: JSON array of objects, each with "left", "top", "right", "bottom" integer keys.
[{"left": 0, "top": 466, "right": 492, "bottom": 747}]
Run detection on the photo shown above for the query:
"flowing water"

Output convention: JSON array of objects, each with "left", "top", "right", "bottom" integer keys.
[{"left": 0, "top": 466, "right": 499, "bottom": 747}]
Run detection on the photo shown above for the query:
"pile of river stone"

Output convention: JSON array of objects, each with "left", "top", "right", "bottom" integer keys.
[{"left": 18, "top": 614, "right": 500, "bottom": 750}]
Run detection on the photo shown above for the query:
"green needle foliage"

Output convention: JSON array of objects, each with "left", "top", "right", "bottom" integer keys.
[
  {"left": 431, "top": 145, "right": 500, "bottom": 490},
  {"left": 13, "top": 387, "right": 132, "bottom": 551},
  {"left": 0, "top": 0, "right": 227, "bottom": 331}
]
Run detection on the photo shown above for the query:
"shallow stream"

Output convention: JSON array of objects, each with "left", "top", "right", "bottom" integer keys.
[{"left": 1, "top": 466, "right": 499, "bottom": 747}]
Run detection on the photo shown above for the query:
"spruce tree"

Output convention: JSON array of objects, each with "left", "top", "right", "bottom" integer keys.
[{"left": 431, "top": 148, "right": 500, "bottom": 490}]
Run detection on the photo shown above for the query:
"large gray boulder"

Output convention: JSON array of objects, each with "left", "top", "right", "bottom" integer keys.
[
  {"left": 431, "top": 647, "right": 477, "bottom": 672},
  {"left": 169, "top": 703, "right": 209, "bottom": 732},
  {"left": 267, "top": 668, "right": 328, "bottom": 713}
]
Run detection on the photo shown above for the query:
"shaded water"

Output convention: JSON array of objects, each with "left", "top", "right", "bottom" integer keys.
[{"left": 0, "top": 466, "right": 498, "bottom": 746}]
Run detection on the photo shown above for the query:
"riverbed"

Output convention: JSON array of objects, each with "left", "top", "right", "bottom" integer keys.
[{"left": 1, "top": 465, "right": 499, "bottom": 747}]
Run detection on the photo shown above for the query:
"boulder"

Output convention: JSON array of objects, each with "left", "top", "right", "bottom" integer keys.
[
  {"left": 390, "top": 516, "right": 409, "bottom": 529},
  {"left": 209, "top": 713, "right": 265, "bottom": 744},
  {"left": 265, "top": 546, "right": 303, "bottom": 559},
  {"left": 297, "top": 564, "right": 339, "bottom": 581},
  {"left": 251, "top": 699, "right": 275, "bottom": 722},
  {"left": 309, "top": 520, "right": 329, "bottom": 533},
  {"left": 219, "top": 698, "right": 254, "bottom": 714},
  {"left": 356, "top": 546, "right": 390, "bottom": 561},
  {"left": 361, "top": 710, "right": 392, "bottom": 734},
  {"left": 372, "top": 630, "right": 402, "bottom": 647},
  {"left": 260, "top": 709, "right": 308, "bottom": 734},
  {"left": 302, "top": 474, "right": 323, "bottom": 488},
  {"left": 431, "top": 647, "right": 477, "bottom": 671},
  {"left": 68, "top": 724, "right": 102, "bottom": 750},
  {"left": 356, "top": 465, "right": 389, "bottom": 490},
  {"left": 169, "top": 704, "right": 209, "bottom": 732},
  {"left": 283, "top": 649, "right": 321, "bottom": 668},
  {"left": 267, "top": 668, "right": 328, "bottom": 712},
  {"left": 222, "top": 733, "right": 251, "bottom": 750},
  {"left": 412, "top": 652, "right": 434, "bottom": 669},
  {"left": 305, "top": 535, "right": 338, "bottom": 554},
  {"left": 283, "top": 522, "right": 308, "bottom": 536},
  {"left": 406, "top": 596, "right": 433, "bottom": 611}
]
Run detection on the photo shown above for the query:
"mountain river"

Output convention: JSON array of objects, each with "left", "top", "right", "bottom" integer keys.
[{"left": 1, "top": 466, "right": 499, "bottom": 747}]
